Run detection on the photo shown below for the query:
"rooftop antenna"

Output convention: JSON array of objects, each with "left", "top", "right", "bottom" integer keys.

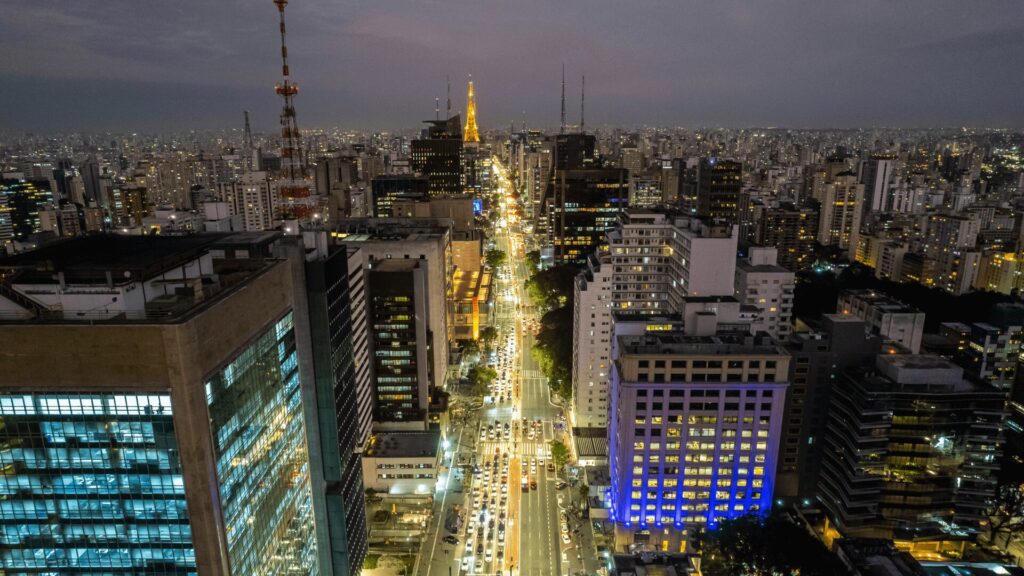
[
  {"left": 272, "top": 0, "right": 312, "bottom": 218},
  {"left": 580, "top": 74, "right": 585, "bottom": 134},
  {"left": 560, "top": 63, "right": 566, "bottom": 134},
  {"left": 446, "top": 76, "right": 451, "bottom": 119},
  {"left": 243, "top": 110, "right": 254, "bottom": 172},
  {"left": 435, "top": 97, "right": 440, "bottom": 121}
]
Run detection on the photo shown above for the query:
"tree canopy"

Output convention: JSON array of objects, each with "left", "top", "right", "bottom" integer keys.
[
  {"left": 696, "top": 512, "right": 845, "bottom": 576},
  {"left": 533, "top": 305, "right": 573, "bottom": 399},
  {"left": 550, "top": 440, "right": 570, "bottom": 469},
  {"left": 485, "top": 248, "right": 507, "bottom": 269},
  {"left": 525, "top": 264, "right": 580, "bottom": 312},
  {"left": 466, "top": 364, "right": 497, "bottom": 397}
]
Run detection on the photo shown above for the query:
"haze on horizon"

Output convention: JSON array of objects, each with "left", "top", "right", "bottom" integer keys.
[{"left": 2, "top": 0, "right": 1023, "bottom": 133}]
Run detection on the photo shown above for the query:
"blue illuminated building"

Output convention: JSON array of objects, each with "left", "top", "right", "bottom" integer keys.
[{"left": 607, "top": 327, "right": 788, "bottom": 552}]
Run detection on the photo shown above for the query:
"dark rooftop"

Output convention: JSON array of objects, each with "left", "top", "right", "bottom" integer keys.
[{"left": 0, "top": 234, "right": 220, "bottom": 284}]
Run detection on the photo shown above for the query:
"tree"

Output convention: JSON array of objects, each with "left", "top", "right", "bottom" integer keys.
[
  {"left": 988, "top": 482, "right": 1024, "bottom": 549},
  {"left": 550, "top": 440, "right": 570, "bottom": 470},
  {"left": 478, "top": 326, "right": 499, "bottom": 351},
  {"left": 466, "top": 365, "right": 497, "bottom": 397},
  {"left": 525, "top": 250, "right": 541, "bottom": 272},
  {"left": 485, "top": 248, "right": 507, "bottom": 269},
  {"left": 525, "top": 264, "right": 581, "bottom": 312},
  {"left": 696, "top": 512, "right": 845, "bottom": 576},
  {"left": 533, "top": 305, "right": 573, "bottom": 399}
]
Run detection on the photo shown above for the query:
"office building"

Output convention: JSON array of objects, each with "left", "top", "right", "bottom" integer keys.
[
  {"left": 837, "top": 289, "right": 925, "bottom": 353},
  {"left": 215, "top": 171, "right": 278, "bottom": 232},
  {"left": 330, "top": 218, "right": 452, "bottom": 393},
  {"left": 734, "top": 247, "right": 795, "bottom": 340},
  {"left": 607, "top": 320, "right": 789, "bottom": 551},
  {"left": 0, "top": 179, "right": 56, "bottom": 245},
  {"left": 775, "top": 315, "right": 881, "bottom": 502},
  {"left": 695, "top": 158, "right": 743, "bottom": 225},
  {"left": 367, "top": 258, "right": 432, "bottom": 428},
  {"left": 0, "top": 234, "right": 333, "bottom": 575},
  {"left": 299, "top": 238, "right": 370, "bottom": 574},
  {"left": 817, "top": 354, "right": 1005, "bottom": 541},
  {"left": 411, "top": 115, "right": 464, "bottom": 197},
  {"left": 550, "top": 168, "right": 629, "bottom": 265},
  {"left": 371, "top": 175, "right": 429, "bottom": 218}
]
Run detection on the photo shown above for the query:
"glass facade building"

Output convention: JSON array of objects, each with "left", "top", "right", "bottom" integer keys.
[
  {"left": 0, "top": 393, "right": 195, "bottom": 573},
  {"left": 205, "top": 311, "right": 319, "bottom": 575}
]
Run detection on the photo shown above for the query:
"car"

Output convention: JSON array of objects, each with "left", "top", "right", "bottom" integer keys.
[
  {"left": 444, "top": 535, "right": 459, "bottom": 545},
  {"left": 485, "top": 549, "right": 493, "bottom": 562},
  {"left": 465, "top": 540, "right": 473, "bottom": 552},
  {"left": 530, "top": 480, "right": 537, "bottom": 490},
  {"left": 475, "top": 561, "right": 483, "bottom": 572},
  {"left": 462, "top": 557, "right": 471, "bottom": 571},
  {"left": 547, "top": 462, "right": 556, "bottom": 472},
  {"left": 560, "top": 522, "right": 568, "bottom": 534},
  {"left": 555, "top": 481, "right": 568, "bottom": 490},
  {"left": 562, "top": 533, "right": 571, "bottom": 544}
]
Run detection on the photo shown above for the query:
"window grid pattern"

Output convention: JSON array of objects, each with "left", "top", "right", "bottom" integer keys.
[
  {"left": 205, "top": 312, "right": 318, "bottom": 576},
  {"left": 0, "top": 393, "right": 195, "bottom": 573}
]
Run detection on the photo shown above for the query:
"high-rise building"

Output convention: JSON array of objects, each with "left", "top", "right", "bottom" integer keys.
[
  {"left": 607, "top": 319, "right": 789, "bottom": 550},
  {"left": 371, "top": 175, "right": 429, "bottom": 217},
  {"left": 817, "top": 171, "right": 864, "bottom": 251},
  {"left": 367, "top": 258, "right": 432, "bottom": 427},
  {"left": 817, "top": 354, "right": 1005, "bottom": 540},
  {"left": 734, "top": 247, "right": 795, "bottom": 340},
  {"left": 939, "top": 320, "right": 1021, "bottom": 391},
  {"left": 550, "top": 168, "right": 629, "bottom": 265},
  {"left": 0, "top": 234, "right": 339, "bottom": 575},
  {"left": 775, "top": 315, "right": 881, "bottom": 503},
  {"left": 0, "top": 179, "right": 56, "bottom": 245},
  {"left": 330, "top": 218, "right": 453, "bottom": 394},
  {"left": 695, "top": 158, "right": 743, "bottom": 225},
  {"left": 571, "top": 211, "right": 739, "bottom": 428},
  {"left": 858, "top": 154, "right": 897, "bottom": 215},
  {"left": 752, "top": 201, "right": 819, "bottom": 271},
  {"left": 411, "top": 116, "right": 464, "bottom": 197},
  {"left": 299, "top": 239, "right": 370, "bottom": 574},
  {"left": 216, "top": 171, "right": 279, "bottom": 232}
]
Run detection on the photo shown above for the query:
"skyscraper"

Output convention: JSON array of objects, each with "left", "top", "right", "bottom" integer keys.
[
  {"left": 550, "top": 168, "right": 629, "bottom": 265},
  {"left": 817, "top": 171, "right": 864, "bottom": 252},
  {"left": 411, "top": 116, "right": 465, "bottom": 197},
  {"left": 607, "top": 315, "right": 789, "bottom": 551},
  {"left": 695, "top": 158, "right": 743, "bottom": 225},
  {"left": 367, "top": 258, "right": 432, "bottom": 426},
  {"left": 0, "top": 234, "right": 328, "bottom": 575}
]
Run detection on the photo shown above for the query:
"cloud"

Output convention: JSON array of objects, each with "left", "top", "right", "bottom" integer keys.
[{"left": 1, "top": 0, "right": 1022, "bottom": 131}]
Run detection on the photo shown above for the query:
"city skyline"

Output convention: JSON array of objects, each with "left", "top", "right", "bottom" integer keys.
[{"left": 3, "top": 1, "right": 1024, "bottom": 132}]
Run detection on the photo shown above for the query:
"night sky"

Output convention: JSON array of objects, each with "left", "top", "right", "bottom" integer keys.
[{"left": 3, "top": 0, "right": 1023, "bottom": 132}]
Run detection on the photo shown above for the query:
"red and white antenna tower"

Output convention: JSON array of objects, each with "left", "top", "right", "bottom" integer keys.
[{"left": 273, "top": 0, "right": 314, "bottom": 219}]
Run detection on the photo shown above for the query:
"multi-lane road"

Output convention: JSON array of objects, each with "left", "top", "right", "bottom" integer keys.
[{"left": 420, "top": 158, "right": 574, "bottom": 576}]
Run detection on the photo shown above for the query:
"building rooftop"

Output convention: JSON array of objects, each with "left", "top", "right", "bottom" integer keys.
[
  {"left": 0, "top": 234, "right": 278, "bottom": 324},
  {"left": 330, "top": 217, "right": 453, "bottom": 241},
  {"left": 363, "top": 431, "right": 441, "bottom": 459},
  {"left": 617, "top": 330, "right": 784, "bottom": 356},
  {"left": 840, "top": 289, "right": 922, "bottom": 315},
  {"left": 0, "top": 234, "right": 219, "bottom": 284},
  {"left": 452, "top": 269, "right": 491, "bottom": 301},
  {"left": 369, "top": 258, "right": 423, "bottom": 272}
]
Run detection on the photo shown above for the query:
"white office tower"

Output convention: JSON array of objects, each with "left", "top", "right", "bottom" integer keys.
[
  {"left": 571, "top": 210, "right": 739, "bottom": 428},
  {"left": 572, "top": 254, "right": 614, "bottom": 427},
  {"left": 734, "top": 247, "right": 796, "bottom": 340}
]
